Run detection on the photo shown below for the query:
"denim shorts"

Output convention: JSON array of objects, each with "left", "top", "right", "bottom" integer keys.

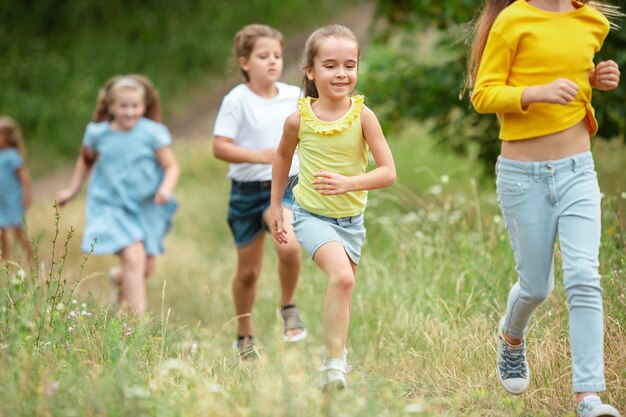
[
  {"left": 227, "top": 176, "right": 296, "bottom": 247},
  {"left": 291, "top": 200, "right": 366, "bottom": 264}
]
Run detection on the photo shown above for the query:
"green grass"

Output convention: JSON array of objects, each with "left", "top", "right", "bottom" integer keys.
[{"left": 2, "top": 126, "right": 625, "bottom": 416}]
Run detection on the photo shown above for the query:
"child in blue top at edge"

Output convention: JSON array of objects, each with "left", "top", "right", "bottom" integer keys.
[
  {"left": 270, "top": 24, "right": 396, "bottom": 391},
  {"left": 56, "top": 74, "right": 180, "bottom": 316},
  {"left": 466, "top": 0, "right": 621, "bottom": 415},
  {"left": 213, "top": 24, "right": 308, "bottom": 360},
  {"left": 0, "top": 116, "right": 33, "bottom": 263}
]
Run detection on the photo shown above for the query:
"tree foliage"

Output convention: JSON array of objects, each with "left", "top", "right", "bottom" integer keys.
[
  {"left": 0, "top": 0, "right": 360, "bottom": 171},
  {"left": 361, "top": 0, "right": 626, "bottom": 171}
]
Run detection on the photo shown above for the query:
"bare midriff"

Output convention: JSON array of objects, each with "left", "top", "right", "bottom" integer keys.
[{"left": 500, "top": 120, "right": 591, "bottom": 161}]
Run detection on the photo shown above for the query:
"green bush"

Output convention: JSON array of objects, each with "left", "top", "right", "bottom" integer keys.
[{"left": 0, "top": 0, "right": 361, "bottom": 174}]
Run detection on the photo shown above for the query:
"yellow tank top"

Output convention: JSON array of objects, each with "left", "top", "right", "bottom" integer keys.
[{"left": 293, "top": 95, "right": 368, "bottom": 217}]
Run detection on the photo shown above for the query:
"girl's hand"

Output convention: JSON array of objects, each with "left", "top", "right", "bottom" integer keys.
[
  {"left": 541, "top": 78, "right": 579, "bottom": 104},
  {"left": 270, "top": 205, "right": 288, "bottom": 244},
  {"left": 154, "top": 188, "right": 172, "bottom": 204},
  {"left": 590, "top": 60, "right": 620, "bottom": 91},
  {"left": 312, "top": 170, "right": 354, "bottom": 195},
  {"left": 55, "top": 189, "right": 76, "bottom": 208}
]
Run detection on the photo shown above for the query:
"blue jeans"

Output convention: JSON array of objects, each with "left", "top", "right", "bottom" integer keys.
[{"left": 496, "top": 151, "right": 605, "bottom": 393}]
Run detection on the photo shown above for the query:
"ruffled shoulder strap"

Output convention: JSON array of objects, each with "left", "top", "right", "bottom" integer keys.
[{"left": 298, "top": 95, "right": 364, "bottom": 136}]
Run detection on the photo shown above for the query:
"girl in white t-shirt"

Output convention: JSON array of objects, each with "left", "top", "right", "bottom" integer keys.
[{"left": 213, "top": 24, "right": 306, "bottom": 359}]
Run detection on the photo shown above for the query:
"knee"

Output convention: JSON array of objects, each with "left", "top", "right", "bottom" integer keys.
[
  {"left": 328, "top": 270, "right": 355, "bottom": 294},
  {"left": 520, "top": 284, "right": 552, "bottom": 306},
  {"left": 564, "top": 265, "right": 602, "bottom": 304},
  {"left": 276, "top": 241, "right": 300, "bottom": 264},
  {"left": 235, "top": 267, "right": 260, "bottom": 288}
]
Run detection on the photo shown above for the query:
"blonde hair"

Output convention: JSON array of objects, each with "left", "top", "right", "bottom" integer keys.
[
  {"left": 234, "top": 24, "right": 284, "bottom": 81},
  {"left": 300, "top": 24, "right": 360, "bottom": 98},
  {"left": 462, "top": 0, "right": 621, "bottom": 98},
  {"left": 93, "top": 74, "right": 162, "bottom": 122},
  {"left": 0, "top": 115, "right": 26, "bottom": 157}
]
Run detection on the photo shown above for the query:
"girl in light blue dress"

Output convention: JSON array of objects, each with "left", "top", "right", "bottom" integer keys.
[
  {"left": 0, "top": 116, "right": 33, "bottom": 262},
  {"left": 57, "top": 75, "right": 180, "bottom": 315}
]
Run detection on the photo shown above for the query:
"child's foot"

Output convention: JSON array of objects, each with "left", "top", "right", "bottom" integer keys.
[
  {"left": 233, "top": 335, "right": 260, "bottom": 360},
  {"left": 577, "top": 395, "right": 621, "bottom": 417},
  {"left": 108, "top": 266, "right": 122, "bottom": 305},
  {"left": 318, "top": 349, "right": 352, "bottom": 391},
  {"left": 277, "top": 304, "right": 307, "bottom": 343},
  {"left": 318, "top": 357, "right": 348, "bottom": 392},
  {"left": 496, "top": 316, "right": 530, "bottom": 395}
]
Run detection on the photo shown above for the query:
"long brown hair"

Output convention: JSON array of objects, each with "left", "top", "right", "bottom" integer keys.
[
  {"left": 92, "top": 74, "right": 162, "bottom": 122},
  {"left": 0, "top": 115, "right": 26, "bottom": 157},
  {"left": 462, "top": 0, "right": 514, "bottom": 99},
  {"left": 300, "top": 24, "right": 360, "bottom": 98},
  {"left": 462, "top": 0, "right": 621, "bottom": 98},
  {"left": 234, "top": 24, "right": 284, "bottom": 82}
]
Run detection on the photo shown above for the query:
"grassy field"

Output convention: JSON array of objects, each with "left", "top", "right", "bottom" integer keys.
[{"left": 2, "top": 125, "right": 625, "bottom": 416}]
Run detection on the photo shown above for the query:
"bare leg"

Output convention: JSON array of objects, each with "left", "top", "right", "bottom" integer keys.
[
  {"left": 0, "top": 228, "right": 8, "bottom": 260},
  {"left": 232, "top": 235, "right": 265, "bottom": 337},
  {"left": 263, "top": 208, "right": 304, "bottom": 337},
  {"left": 313, "top": 241, "right": 357, "bottom": 359},
  {"left": 145, "top": 256, "right": 156, "bottom": 279},
  {"left": 13, "top": 227, "right": 34, "bottom": 266},
  {"left": 118, "top": 241, "right": 148, "bottom": 315}
]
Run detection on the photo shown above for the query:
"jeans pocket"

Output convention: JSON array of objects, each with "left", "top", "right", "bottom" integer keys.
[{"left": 496, "top": 176, "right": 531, "bottom": 196}]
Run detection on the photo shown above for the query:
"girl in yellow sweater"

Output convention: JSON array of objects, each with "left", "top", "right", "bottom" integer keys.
[{"left": 467, "top": 1, "right": 620, "bottom": 416}]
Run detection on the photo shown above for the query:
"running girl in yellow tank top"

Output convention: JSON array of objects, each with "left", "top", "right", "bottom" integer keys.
[{"left": 270, "top": 24, "right": 396, "bottom": 391}]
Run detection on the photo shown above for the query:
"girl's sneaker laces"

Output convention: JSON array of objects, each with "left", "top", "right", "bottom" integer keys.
[{"left": 496, "top": 317, "right": 530, "bottom": 395}]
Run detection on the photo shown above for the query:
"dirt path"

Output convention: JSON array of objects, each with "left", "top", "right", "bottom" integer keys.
[{"left": 32, "top": 3, "right": 375, "bottom": 201}]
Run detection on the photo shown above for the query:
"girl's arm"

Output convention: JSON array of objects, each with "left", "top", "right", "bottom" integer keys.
[
  {"left": 312, "top": 106, "right": 396, "bottom": 195},
  {"left": 56, "top": 147, "right": 96, "bottom": 207},
  {"left": 155, "top": 146, "right": 180, "bottom": 204},
  {"left": 589, "top": 59, "right": 620, "bottom": 91},
  {"left": 16, "top": 166, "right": 31, "bottom": 209},
  {"left": 213, "top": 136, "right": 276, "bottom": 164},
  {"left": 270, "top": 112, "right": 300, "bottom": 245},
  {"left": 471, "top": 31, "right": 580, "bottom": 113}
]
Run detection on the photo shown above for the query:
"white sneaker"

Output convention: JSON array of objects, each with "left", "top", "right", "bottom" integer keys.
[
  {"left": 318, "top": 358, "right": 347, "bottom": 391},
  {"left": 496, "top": 316, "right": 530, "bottom": 395},
  {"left": 577, "top": 395, "right": 621, "bottom": 417}
]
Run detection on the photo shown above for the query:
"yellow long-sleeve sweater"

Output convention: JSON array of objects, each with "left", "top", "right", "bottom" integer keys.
[{"left": 471, "top": 0, "right": 609, "bottom": 140}]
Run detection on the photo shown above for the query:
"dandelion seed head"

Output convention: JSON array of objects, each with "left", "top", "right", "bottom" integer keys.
[{"left": 428, "top": 185, "right": 443, "bottom": 195}]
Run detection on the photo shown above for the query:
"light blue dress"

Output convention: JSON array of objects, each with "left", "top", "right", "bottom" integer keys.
[
  {"left": 0, "top": 148, "right": 25, "bottom": 228},
  {"left": 82, "top": 118, "right": 178, "bottom": 255}
]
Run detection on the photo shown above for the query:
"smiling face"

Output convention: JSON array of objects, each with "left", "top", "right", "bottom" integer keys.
[
  {"left": 108, "top": 87, "right": 146, "bottom": 131},
  {"left": 239, "top": 37, "right": 284, "bottom": 88},
  {"left": 306, "top": 36, "right": 359, "bottom": 101}
]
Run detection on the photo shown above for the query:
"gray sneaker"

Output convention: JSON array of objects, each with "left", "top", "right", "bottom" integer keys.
[
  {"left": 233, "top": 336, "right": 260, "bottom": 361},
  {"left": 577, "top": 395, "right": 621, "bottom": 417},
  {"left": 496, "top": 317, "right": 530, "bottom": 395}
]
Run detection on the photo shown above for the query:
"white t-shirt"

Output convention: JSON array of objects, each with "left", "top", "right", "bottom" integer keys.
[{"left": 213, "top": 82, "right": 301, "bottom": 181}]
